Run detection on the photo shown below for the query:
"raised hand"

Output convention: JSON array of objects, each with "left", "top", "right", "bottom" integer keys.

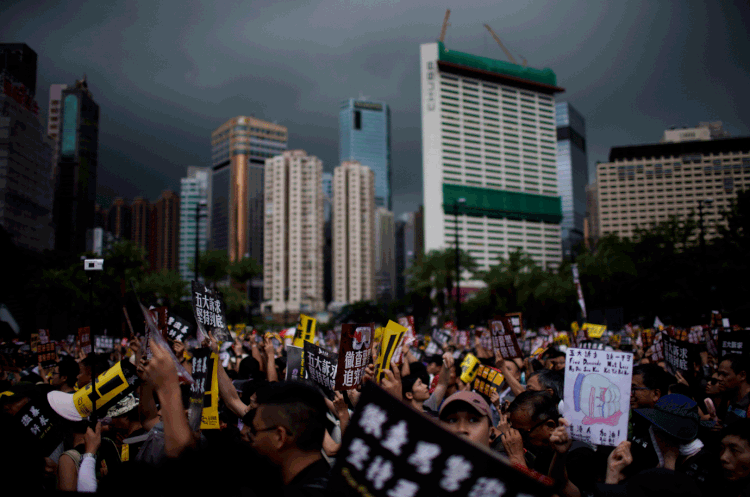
[
  {"left": 143, "top": 338, "right": 178, "bottom": 391},
  {"left": 84, "top": 422, "right": 102, "bottom": 455},
  {"left": 549, "top": 417, "right": 573, "bottom": 454},
  {"left": 605, "top": 441, "right": 633, "bottom": 484},
  {"left": 497, "top": 412, "right": 526, "bottom": 467}
]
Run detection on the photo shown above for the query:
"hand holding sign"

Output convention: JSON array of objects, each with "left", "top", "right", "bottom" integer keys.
[
  {"left": 550, "top": 418, "right": 572, "bottom": 454},
  {"left": 380, "top": 359, "right": 402, "bottom": 400},
  {"left": 144, "top": 337, "right": 179, "bottom": 392}
]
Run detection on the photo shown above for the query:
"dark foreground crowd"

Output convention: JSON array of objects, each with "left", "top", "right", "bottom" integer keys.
[{"left": 1, "top": 329, "right": 750, "bottom": 497}]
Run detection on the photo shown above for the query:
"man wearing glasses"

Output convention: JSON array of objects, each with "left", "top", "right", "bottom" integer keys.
[{"left": 248, "top": 382, "right": 330, "bottom": 496}]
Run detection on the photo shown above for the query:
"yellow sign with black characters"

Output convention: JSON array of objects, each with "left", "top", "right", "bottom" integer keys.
[
  {"left": 583, "top": 323, "right": 607, "bottom": 338},
  {"left": 375, "top": 321, "right": 406, "bottom": 382},
  {"left": 459, "top": 353, "right": 481, "bottom": 384},
  {"left": 294, "top": 315, "right": 316, "bottom": 348},
  {"left": 200, "top": 352, "right": 220, "bottom": 430},
  {"left": 73, "top": 361, "right": 139, "bottom": 418}
]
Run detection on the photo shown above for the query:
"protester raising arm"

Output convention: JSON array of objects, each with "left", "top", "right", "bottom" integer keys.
[
  {"left": 204, "top": 332, "right": 251, "bottom": 419},
  {"left": 135, "top": 339, "right": 160, "bottom": 432},
  {"left": 495, "top": 350, "right": 526, "bottom": 397},
  {"left": 605, "top": 441, "right": 633, "bottom": 484},
  {"left": 264, "top": 335, "right": 279, "bottom": 383},
  {"left": 548, "top": 418, "right": 580, "bottom": 497},
  {"left": 77, "top": 423, "right": 101, "bottom": 493},
  {"left": 424, "top": 352, "right": 454, "bottom": 412},
  {"left": 142, "top": 338, "right": 194, "bottom": 458}
]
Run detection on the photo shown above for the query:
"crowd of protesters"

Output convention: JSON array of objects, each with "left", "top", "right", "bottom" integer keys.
[{"left": 2, "top": 319, "right": 750, "bottom": 497}]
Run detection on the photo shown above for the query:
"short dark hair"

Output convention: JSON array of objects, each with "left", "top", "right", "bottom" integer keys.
[
  {"left": 426, "top": 354, "right": 443, "bottom": 366},
  {"left": 722, "top": 418, "right": 750, "bottom": 444},
  {"left": 633, "top": 364, "right": 672, "bottom": 397},
  {"left": 408, "top": 362, "right": 429, "bottom": 386},
  {"left": 543, "top": 348, "right": 566, "bottom": 361},
  {"left": 57, "top": 357, "right": 79, "bottom": 388},
  {"left": 256, "top": 381, "right": 327, "bottom": 452},
  {"left": 721, "top": 353, "right": 749, "bottom": 377},
  {"left": 401, "top": 374, "right": 420, "bottom": 400},
  {"left": 508, "top": 391, "right": 559, "bottom": 424},
  {"left": 239, "top": 356, "right": 261, "bottom": 380},
  {"left": 528, "top": 369, "right": 564, "bottom": 401}
]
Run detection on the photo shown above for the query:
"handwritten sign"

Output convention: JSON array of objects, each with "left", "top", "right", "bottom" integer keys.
[{"left": 563, "top": 348, "right": 633, "bottom": 447}]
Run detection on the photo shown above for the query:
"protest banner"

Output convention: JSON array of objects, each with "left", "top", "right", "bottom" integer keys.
[
  {"left": 375, "top": 321, "right": 407, "bottom": 382},
  {"left": 662, "top": 332, "right": 699, "bottom": 376},
  {"left": 137, "top": 300, "right": 194, "bottom": 384},
  {"left": 478, "top": 327, "right": 492, "bottom": 350},
  {"left": 303, "top": 341, "right": 338, "bottom": 398},
  {"left": 78, "top": 327, "right": 92, "bottom": 355},
  {"left": 719, "top": 329, "right": 747, "bottom": 358},
  {"left": 506, "top": 312, "right": 524, "bottom": 335},
  {"left": 489, "top": 317, "right": 523, "bottom": 360},
  {"left": 286, "top": 345, "right": 304, "bottom": 381},
  {"left": 13, "top": 394, "right": 64, "bottom": 455},
  {"left": 95, "top": 336, "right": 115, "bottom": 351},
  {"left": 459, "top": 353, "right": 481, "bottom": 384},
  {"left": 37, "top": 342, "right": 57, "bottom": 369},
  {"left": 472, "top": 365, "right": 504, "bottom": 399},
  {"left": 553, "top": 332, "right": 571, "bottom": 347},
  {"left": 187, "top": 348, "right": 219, "bottom": 431},
  {"left": 294, "top": 314, "right": 316, "bottom": 348},
  {"left": 73, "top": 360, "right": 140, "bottom": 418},
  {"left": 38, "top": 329, "right": 50, "bottom": 345},
  {"left": 564, "top": 348, "right": 633, "bottom": 447},
  {"left": 583, "top": 323, "right": 607, "bottom": 339},
  {"left": 431, "top": 327, "right": 452, "bottom": 347},
  {"left": 329, "top": 381, "right": 553, "bottom": 497},
  {"left": 167, "top": 314, "right": 193, "bottom": 342},
  {"left": 191, "top": 281, "right": 231, "bottom": 343},
  {"left": 336, "top": 324, "right": 374, "bottom": 390}
]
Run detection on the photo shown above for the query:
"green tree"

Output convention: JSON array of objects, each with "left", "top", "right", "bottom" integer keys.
[
  {"left": 192, "top": 250, "right": 229, "bottom": 287},
  {"left": 137, "top": 270, "right": 189, "bottom": 309}
]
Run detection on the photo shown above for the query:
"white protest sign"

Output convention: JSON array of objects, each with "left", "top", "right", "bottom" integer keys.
[{"left": 563, "top": 348, "right": 633, "bottom": 447}]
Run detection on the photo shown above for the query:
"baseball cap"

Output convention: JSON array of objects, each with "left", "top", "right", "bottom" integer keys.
[{"left": 439, "top": 391, "right": 491, "bottom": 419}]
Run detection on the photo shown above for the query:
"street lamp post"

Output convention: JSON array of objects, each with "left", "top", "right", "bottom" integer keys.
[
  {"left": 697, "top": 198, "right": 713, "bottom": 276},
  {"left": 194, "top": 199, "right": 207, "bottom": 282},
  {"left": 454, "top": 197, "right": 466, "bottom": 329}
]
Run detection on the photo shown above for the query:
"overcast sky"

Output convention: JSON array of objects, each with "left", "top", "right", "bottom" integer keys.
[{"left": 3, "top": 0, "right": 749, "bottom": 217}]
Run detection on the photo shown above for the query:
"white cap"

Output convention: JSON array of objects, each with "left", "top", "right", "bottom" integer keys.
[{"left": 47, "top": 391, "right": 84, "bottom": 421}]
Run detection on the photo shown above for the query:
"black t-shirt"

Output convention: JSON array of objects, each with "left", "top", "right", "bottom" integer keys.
[{"left": 284, "top": 457, "right": 331, "bottom": 497}]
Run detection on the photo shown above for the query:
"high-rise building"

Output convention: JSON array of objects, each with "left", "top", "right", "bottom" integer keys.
[
  {"left": 420, "top": 42, "right": 565, "bottom": 287},
  {"left": 0, "top": 45, "right": 55, "bottom": 252},
  {"left": 555, "top": 102, "right": 589, "bottom": 258},
  {"left": 322, "top": 172, "right": 334, "bottom": 304},
  {"left": 395, "top": 208, "right": 423, "bottom": 300},
  {"left": 47, "top": 84, "right": 68, "bottom": 171},
  {"left": 333, "top": 161, "right": 375, "bottom": 305},
  {"left": 374, "top": 207, "right": 396, "bottom": 302},
  {"left": 597, "top": 128, "right": 749, "bottom": 241},
  {"left": 107, "top": 198, "right": 131, "bottom": 241},
  {"left": 52, "top": 75, "right": 99, "bottom": 254},
  {"left": 262, "top": 151, "right": 325, "bottom": 316},
  {"left": 339, "top": 99, "right": 392, "bottom": 209},
  {"left": 584, "top": 181, "right": 599, "bottom": 249},
  {"left": 131, "top": 197, "right": 151, "bottom": 252},
  {"left": 210, "top": 116, "right": 287, "bottom": 269},
  {"left": 179, "top": 167, "right": 210, "bottom": 282},
  {"left": 154, "top": 190, "right": 180, "bottom": 272}
]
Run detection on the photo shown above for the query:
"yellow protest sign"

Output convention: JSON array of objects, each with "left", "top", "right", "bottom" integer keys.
[
  {"left": 200, "top": 352, "right": 220, "bottom": 430},
  {"left": 583, "top": 323, "right": 607, "bottom": 338},
  {"left": 294, "top": 315, "right": 316, "bottom": 348},
  {"left": 571, "top": 322, "right": 579, "bottom": 334},
  {"left": 473, "top": 365, "right": 504, "bottom": 398},
  {"left": 73, "top": 361, "right": 139, "bottom": 418},
  {"left": 121, "top": 444, "right": 129, "bottom": 462},
  {"left": 459, "top": 353, "right": 481, "bottom": 384},
  {"left": 375, "top": 321, "right": 406, "bottom": 382},
  {"left": 374, "top": 327, "right": 384, "bottom": 343},
  {"left": 553, "top": 333, "right": 570, "bottom": 346}
]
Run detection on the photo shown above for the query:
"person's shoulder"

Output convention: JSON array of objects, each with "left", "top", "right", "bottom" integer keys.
[{"left": 285, "top": 458, "right": 331, "bottom": 497}]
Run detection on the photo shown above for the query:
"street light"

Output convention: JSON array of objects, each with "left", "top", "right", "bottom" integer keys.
[
  {"left": 454, "top": 197, "right": 466, "bottom": 329},
  {"left": 697, "top": 198, "right": 714, "bottom": 276},
  {"left": 194, "top": 199, "right": 208, "bottom": 282}
]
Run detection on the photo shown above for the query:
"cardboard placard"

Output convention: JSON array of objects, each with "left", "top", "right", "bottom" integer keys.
[
  {"left": 78, "top": 327, "right": 92, "bottom": 356},
  {"left": 294, "top": 314, "right": 317, "bottom": 348},
  {"left": 167, "top": 314, "right": 193, "bottom": 342},
  {"left": 662, "top": 332, "right": 699, "bottom": 376},
  {"left": 375, "top": 321, "right": 407, "bottom": 382},
  {"left": 459, "top": 353, "right": 481, "bottom": 384},
  {"left": 473, "top": 365, "right": 504, "bottom": 399},
  {"left": 329, "top": 382, "right": 553, "bottom": 497},
  {"left": 187, "top": 348, "right": 219, "bottom": 431},
  {"left": 303, "top": 341, "right": 338, "bottom": 398},
  {"left": 37, "top": 342, "right": 57, "bottom": 369},
  {"left": 73, "top": 360, "right": 140, "bottom": 418},
  {"left": 719, "top": 330, "right": 746, "bottom": 358},
  {"left": 191, "top": 281, "right": 230, "bottom": 343},
  {"left": 137, "top": 301, "right": 194, "bottom": 384},
  {"left": 489, "top": 317, "right": 523, "bottom": 360},
  {"left": 564, "top": 348, "right": 633, "bottom": 447},
  {"left": 285, "top": 345, "right": 304, "bottom": 381},
  {"left": 336, "top": 324, "right": 374, "bottom": 390}
]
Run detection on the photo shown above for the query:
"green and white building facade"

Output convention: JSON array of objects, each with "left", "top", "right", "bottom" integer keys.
[{"left": 420, "top": 42, "right": 565, "bottom": 288}]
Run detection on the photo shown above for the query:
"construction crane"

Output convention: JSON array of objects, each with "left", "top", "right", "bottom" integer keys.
[
  {"left": 439, "top": 9, "right": 451, "bottom": 43},
  {"left": 483, "top": 24, "right": 524, "bottom": 66}
]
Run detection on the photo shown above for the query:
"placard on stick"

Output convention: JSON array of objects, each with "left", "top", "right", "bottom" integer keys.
[
  {"left": 489, "top": 317, "right": 523, "bottom": 359},
  {"left": 662, "top": 332, "right": 700, "bottom": 376},
  {"left": 329, "top": 382, "right": 553, "bottom": 497},
  {"left": 336, "top": 324, "right": 374, "bottom": 390},
  {"left": 191, "top": 281, "right": 231, "bottom": 343},
  {"left": 303, "top": 341, "right": 338, "bottom": 399},
  {"left": 563, "top": 348, "right": 633, "bottom": 447}
]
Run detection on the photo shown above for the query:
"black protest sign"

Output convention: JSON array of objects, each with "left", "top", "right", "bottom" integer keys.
[
  {"left": 336, "top": 324, "right": 374, "bottom": 390},
  {"left": 719, "top": 330, "right": 747, "bottom": 358},
  {"left": 191, "top": 281, "right": 231, "bottom": 343},
  {"left": 303, "top": 341, "right": 338, "bottom": 399},
  {"left": 329, "top": 382, "right": 553, "bottom": 497},
  {"left": 15, "top": 397, "right": 64, "bottom": 455},
  {"left": 507, "top": 312, "right": 524, "bottom": 335},
  {"left": 489, "top": 317, "right": 523, "bottom": 360},
  {"left": 188, "top": 348, "right": 217, "bottom": 432},
  {"left": 431, "top": 328, "right": 452, "bottom": 347},
  {"left": 37, "top": 342, "right": 57, "bottom": 369},
  {"left": 473, "top": 366, "right": 504, "bottom": 400},
  {"left": 662, "top": 332, "right": 699, "bottom": 376},
  {"left": 167, "top": 314, "right": 193, "bottom": 342}
]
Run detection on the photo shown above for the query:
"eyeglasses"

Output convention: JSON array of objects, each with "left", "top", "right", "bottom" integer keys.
[
  {"left": 631, "top": 386, "right": 650, "bottom": 392},
  {"left": 514, "top": 419, "right": 547, "bottom": 437},
  {"left": 249, "top": 424, "right": 280, "bottom": 437}
]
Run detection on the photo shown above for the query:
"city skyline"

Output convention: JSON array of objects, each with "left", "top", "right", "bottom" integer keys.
[{"left": 2, "top": 1, "right": 748, "bottom": 219}]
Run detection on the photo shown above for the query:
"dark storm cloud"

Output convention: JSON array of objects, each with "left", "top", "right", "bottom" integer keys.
[{"left": 2, "top": 0, "right": 748, "bottom": 215}]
